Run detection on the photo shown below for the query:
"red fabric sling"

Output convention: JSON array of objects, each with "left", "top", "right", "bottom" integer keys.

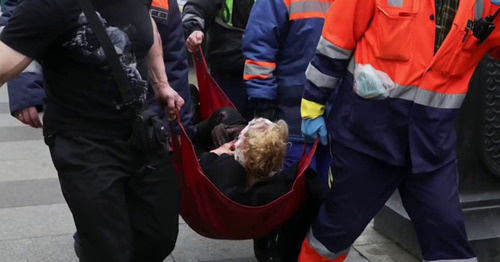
[
  {"left": 193, "top": 48, "right": 235, "bottom": 120},
  {"left": 170, "top": 48, "right": 317, "bottom": 239}
]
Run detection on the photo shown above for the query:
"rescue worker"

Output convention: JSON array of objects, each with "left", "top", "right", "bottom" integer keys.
[
  {"left": 300, "top": 0, "right": 500, "bottom": 261},
  {"left": 182, "top": 0, "right": 254, "bottom": 120},
  {"left": 149, "top": 0, "right": 195, "bottom": 135},
  {"left": 0, "top": 0, "right": 44, "bottom": 128},
  {"left": 242, "top": 0, "right": 333, "bottom": 179},
  {"left": 242, "top": 0, "right": 333, "bottom": 260}
]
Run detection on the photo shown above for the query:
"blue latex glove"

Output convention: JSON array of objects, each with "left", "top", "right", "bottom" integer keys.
[
  {"left": 302, "top": 117, "right": 328, "bottom": 145},
  {"left": 492, "top": 0, "right": 500, "bottom": 6}
]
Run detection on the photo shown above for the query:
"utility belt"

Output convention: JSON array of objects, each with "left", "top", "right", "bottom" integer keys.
[{"left": 130, "top": 109, "right": 168, "bottom": 152}]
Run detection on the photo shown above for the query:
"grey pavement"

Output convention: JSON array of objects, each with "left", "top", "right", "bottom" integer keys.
[{"left": 0, "top": 84, "right": 419, "bottom": 261}]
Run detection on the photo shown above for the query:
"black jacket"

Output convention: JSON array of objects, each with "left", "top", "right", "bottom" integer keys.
[
  {"left": 182, "top": 0, "right": 254, "bottom": 73},
  {"left": 199, "top": 153, "right": 324, "bottom": 207}
]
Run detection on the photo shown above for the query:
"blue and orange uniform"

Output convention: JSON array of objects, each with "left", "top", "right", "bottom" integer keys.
[
  {"left": 242, "top": 0, "right": 333, "bottom": 177},
  {"left": 299, "top": 0, "right": 500, "bottom": 261},
  {"left": 149, "top": 0, "right": 194, "bottom": 133}
]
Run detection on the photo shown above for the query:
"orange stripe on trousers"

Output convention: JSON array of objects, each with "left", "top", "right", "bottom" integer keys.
[{"left": 298, "top": 239, "right": 348, "bottom": 262}]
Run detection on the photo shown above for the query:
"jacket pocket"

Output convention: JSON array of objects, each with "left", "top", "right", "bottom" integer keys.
[
  {"left": 373, "top": 4, "right": 417, "bottom": 62},
  {"left": 431, "top": 28, "right": 477, "bottom": 77}
]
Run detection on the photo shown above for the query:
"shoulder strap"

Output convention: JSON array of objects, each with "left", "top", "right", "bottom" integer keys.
[{"left": 76, "top": 0, "right": 136, "bottom": 104}]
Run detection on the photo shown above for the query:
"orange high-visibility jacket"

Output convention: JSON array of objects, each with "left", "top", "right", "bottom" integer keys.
[{"left": 301, "top": 0, "right": 500, "bottom": 172}]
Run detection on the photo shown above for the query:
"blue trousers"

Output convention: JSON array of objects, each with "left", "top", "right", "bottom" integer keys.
[
  {"left": 310, "top": 141, "right": 475, "bottom": 261},
  {"left": 284, "top": 142, "right": 331, "bottom": 185}
]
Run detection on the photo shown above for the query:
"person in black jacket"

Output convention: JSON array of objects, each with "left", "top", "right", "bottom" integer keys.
[
  {"left": 2, "top": 0, "right": 195, "bottom": 134},
  {"left": 194, "top": 107, "right": 326, "bottom": 261},
  {"left": 182, "top": 0, "right": 254, "bottom": 120},
  {"left": 0, "top": 0, "right": 186, "bottom": 260}
]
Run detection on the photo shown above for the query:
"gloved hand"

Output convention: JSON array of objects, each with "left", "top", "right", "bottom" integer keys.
[
  {"left": 251, "top": 98, "right": 278, "bottom": 121},
  {"left": 211, "top": 123, "right": 246, "bottom": 148},
  {"left": 302, "top": 117, "right": 328, "bottom": 145}
]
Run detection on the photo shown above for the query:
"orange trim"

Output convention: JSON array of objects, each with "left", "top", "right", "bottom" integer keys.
[
  {"left": 244, "top": 74, "right": 271, "bottom": 80},
  {"left": 283, "top": 0, "right": 292, "bottom": 7},
  {"left": 290, "top": 11, "right": 327, "bottom": 20},
  {"left": 245, "top": 59, "right": 276, "bottom": 68},
  {"left": 152, "top": 0, "right": 169, "bottom": 10},
  {"left": 298, "top": 239, "right": 347, "bottom": 262}
]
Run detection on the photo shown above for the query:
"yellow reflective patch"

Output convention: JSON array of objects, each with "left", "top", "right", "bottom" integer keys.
[
  {"left": 328, "top": 167, "right": 333, "bottom": 189},
  {"left": 301, "top": 98, "right": 326, "bottom": 119}
]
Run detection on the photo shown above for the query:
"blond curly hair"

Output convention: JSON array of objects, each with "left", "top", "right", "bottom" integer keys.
[{"left": 235, "top": 118, "right": 289, "bottom": 179}]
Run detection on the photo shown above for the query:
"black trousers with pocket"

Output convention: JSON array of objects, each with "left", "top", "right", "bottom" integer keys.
[{"left": 45, "top": 135, "right": 179, "bottom": 262}]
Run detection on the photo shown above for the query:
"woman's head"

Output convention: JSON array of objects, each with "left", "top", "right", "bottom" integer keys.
[{"left": 234, "top": 118, "right": 289, "bottom": 179}]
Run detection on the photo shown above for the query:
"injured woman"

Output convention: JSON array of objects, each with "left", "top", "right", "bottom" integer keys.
[
  {"left": 191, "top": 107, "right": 326, "bottom": 261},
  {"left": 193, "top": 107, "right": 294, "bottom": 205}
]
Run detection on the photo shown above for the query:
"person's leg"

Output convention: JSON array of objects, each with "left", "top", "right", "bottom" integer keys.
[
  {"left": 46, "top": 135, "right": 135, "bottom": 262},
  {"left": 283, "top": 142, "right": 306, "bottom": 169},
  {"left": 126, "top": 146, "right": 180, "bottom": 262},
  {"left": 399, "top": 161, "right": 476, "bottom": 261},
  {"left": 298, "top": 142, "right": 409, "bottom": 261},
  {"left": 314, "top": 143, "right": 332, "bottom": 186},
  {"left": 212, "top": 70, "right": 253, "bottom": 120},
  {"left": 284, "top": 142, "right": 331, "bottom": 184}
]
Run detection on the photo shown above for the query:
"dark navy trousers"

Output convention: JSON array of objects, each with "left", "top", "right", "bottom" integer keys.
[
  {"left": 310, "top": 141, "right": 475, "bottom": 261},
  {"left": 212, "top": 69, "right": 253, "bottom": 121}
]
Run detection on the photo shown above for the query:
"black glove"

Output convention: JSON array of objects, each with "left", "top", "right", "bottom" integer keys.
[
  {"left": 211, "top": 123, "right": 246, "bottom": 148},
  {"left": 251, "top": 98, "right": 278, "bottom": 121}
]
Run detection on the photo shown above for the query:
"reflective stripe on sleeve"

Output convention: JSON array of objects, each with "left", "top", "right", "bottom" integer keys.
[
  {"left": 306, "top": 64, "right": 339, "bottom": 89},
  {"left": 288, "top": 0, "right": 332, "bottom": 20},
  {"left": 317, "top": 36, "right": 353, "bottom": 60},
  {"left": 244, "top": 60, "right": 276, "bottom": 80}
]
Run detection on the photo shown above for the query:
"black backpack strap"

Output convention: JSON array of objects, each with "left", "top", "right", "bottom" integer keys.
[{"left": 76, "top": 0, "right": 136, "bottom": 104}]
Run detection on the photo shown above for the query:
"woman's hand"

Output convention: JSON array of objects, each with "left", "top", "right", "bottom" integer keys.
[{"left": 210, "top": 140, "right": 235, "bottom": 156}]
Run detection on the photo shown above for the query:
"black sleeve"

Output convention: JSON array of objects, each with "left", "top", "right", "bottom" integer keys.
[
  {"left": 199, "top": 151, "right": 220, "bottom": 174},
  {"left": 0, "top": 0, "right": 66, "bottom": 60},
  {"left": 182, "top": 0, "right": 223, "bottom": 38},
  {"left": 200, "top": 153, "right": 246, "bottom": 196}
]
